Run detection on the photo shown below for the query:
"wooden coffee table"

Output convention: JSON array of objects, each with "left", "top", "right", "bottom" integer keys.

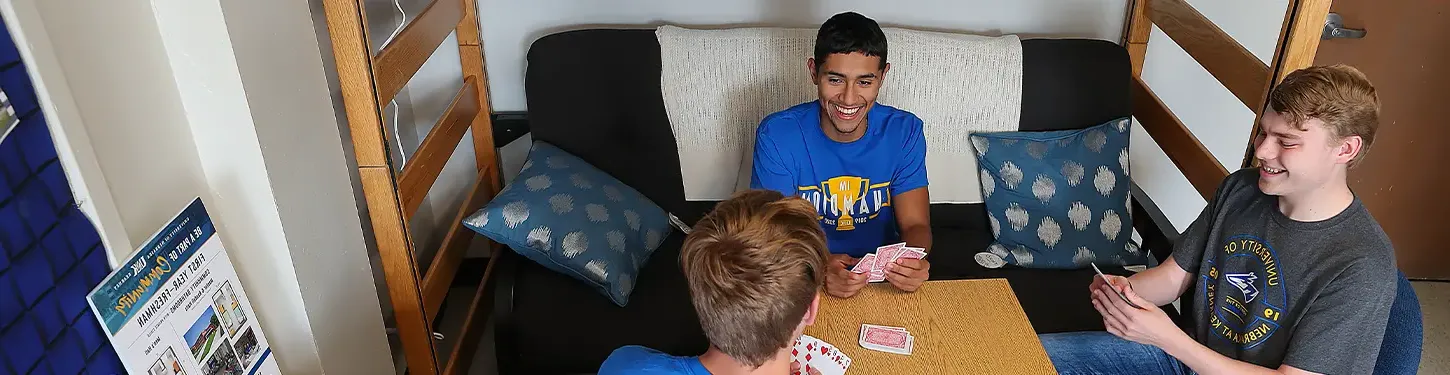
[{"left": 804, "top": 279, "right": 1058, "bottom": 374}]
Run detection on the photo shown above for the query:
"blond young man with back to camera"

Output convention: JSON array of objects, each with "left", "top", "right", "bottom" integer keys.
[{"left": 599, "top": 190, "right": 830, "bottom": 375}]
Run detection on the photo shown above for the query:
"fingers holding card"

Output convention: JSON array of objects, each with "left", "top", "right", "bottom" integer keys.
[{"left": 866, "top": 243, "right": 928, "bottom": 283}]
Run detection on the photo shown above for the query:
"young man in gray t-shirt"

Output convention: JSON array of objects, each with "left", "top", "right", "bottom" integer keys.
[{"left": 1040, "top": 65, "right": 1397, "bottom": 375}]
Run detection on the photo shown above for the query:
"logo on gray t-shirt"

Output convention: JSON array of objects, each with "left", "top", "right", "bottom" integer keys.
[{"left": 1202, "top": 234, "right": 1287, "bottom": 350}]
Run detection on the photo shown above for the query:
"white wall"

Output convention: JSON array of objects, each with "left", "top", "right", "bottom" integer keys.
[
  {"left": 0, "top": 0, "right": 134, "bottom": 263},
  {"left": 5, "top": 0, "right": 207, "bottom": 264},
  {"left": 7, "top": 0, "right": 394, "bottom": 373},
  {"left": 1132, "top": 0, "right": 1289, "bottom": 230}
]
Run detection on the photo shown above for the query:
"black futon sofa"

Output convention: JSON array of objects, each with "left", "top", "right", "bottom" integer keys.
[{"left": 490, "top": 29, "right": 1181, "bottom": 374}]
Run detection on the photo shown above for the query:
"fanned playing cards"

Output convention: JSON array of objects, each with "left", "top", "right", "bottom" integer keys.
[
  {"left": 859, "top": 324, "right": 914, "bottom": 355},
  {"left": 791, "top": 334, "right": 851, "bottom": 375},
  {"left": 851, "top": 242, "right": 926, "bottom": 283}
]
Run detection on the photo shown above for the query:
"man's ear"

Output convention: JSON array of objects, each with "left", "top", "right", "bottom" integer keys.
[
  {"left": 807, "top": 58, "right": 820, "bottom": 85},
  {"left": 882, "top": 62, "right": 891, "bottom": 77},
  {"left": 1336, "top": 135, "right": 1364, "bottom": 164},
  {"left": 804, "top": 293, "right": 821, "bottom": 327}
]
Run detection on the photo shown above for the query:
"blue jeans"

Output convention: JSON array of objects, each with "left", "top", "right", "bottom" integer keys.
[{"left": 1038, "top": 332, "right": 1192, "bottom": 375}]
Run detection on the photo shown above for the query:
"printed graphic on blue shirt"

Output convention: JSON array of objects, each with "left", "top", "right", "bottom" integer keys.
[{"left": 800, "top": 177, "right": 892, "bottom": 232}]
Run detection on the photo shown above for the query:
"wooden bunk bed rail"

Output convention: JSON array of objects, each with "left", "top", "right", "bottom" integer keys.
[
  {"left": 1122, "top": 0, "right": 1332, "bottom": 199},
  {"left": 319, "top": 0, "right": 500, "bottom": 373}
]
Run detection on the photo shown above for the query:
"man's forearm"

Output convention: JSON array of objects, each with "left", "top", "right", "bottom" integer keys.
[
  {"left": 900, "top": 224, "right": 932, "bottom": 252},
  {"left": 1160, "top": 332, "right": 1288, "bottom": 375}
]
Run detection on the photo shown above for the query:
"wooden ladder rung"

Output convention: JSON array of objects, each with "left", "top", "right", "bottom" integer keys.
[
  {"left": 398, "top": 77, "right": 481, "bottom": 219},
  {"left": 1131, "top": 76, "right": 1230, "bottom": 199},
  {"left": 373, "top": 0, "right": 465, "bottom": 105},
  {"left": 421, "top": 162, "right": 497, "bottom": 320}
]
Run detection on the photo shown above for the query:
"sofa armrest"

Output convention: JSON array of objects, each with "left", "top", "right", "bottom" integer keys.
[
  {"left": 1129, "top": 181, "right": 1200, "bottom": 329},
  {"left": 1129, "top": 181, "right": 1179, "bottom": 263}
]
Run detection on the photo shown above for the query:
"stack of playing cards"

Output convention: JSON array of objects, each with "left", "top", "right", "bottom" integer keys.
[
  {"left": 850, "top": 242, "right": 927, "bottom": 283},
  {"left": 791, "top": 334, "right": 852, "bottom": 375},
  {"left": 859, "top": 324, "right": 914, "bottom": 355}
]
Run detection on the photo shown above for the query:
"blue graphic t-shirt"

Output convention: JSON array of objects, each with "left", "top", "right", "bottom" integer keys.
[
  {"left": 1171, "top": 169, "right": 1395, "bottom": 374},
  {"left": 751, "top": 100, "right": 928, "bottom": 257},
  {"left": 598, "top": 346, "right": 710, "bottom": 375}
]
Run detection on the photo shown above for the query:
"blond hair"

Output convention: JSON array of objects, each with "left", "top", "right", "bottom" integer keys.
[
  {"left": 1268, "top": 64, "right": 1381, "bottom": 165},
  {"left": 679, "top": 189, "right": 828, "bottom": 368}
]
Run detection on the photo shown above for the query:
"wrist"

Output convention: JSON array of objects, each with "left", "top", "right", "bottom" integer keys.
[{"left": 1156, "top": 328, "right": 1194, "bottom": 356}]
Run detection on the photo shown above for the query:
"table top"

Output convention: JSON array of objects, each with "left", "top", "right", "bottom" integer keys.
[{"left": 803, "top": 279, "right": 1058, "bottom": 375}]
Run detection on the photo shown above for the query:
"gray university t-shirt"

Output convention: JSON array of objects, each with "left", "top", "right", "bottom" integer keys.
[{"left": 1172, "top": 169, "right": 1396, "bottom": 374}]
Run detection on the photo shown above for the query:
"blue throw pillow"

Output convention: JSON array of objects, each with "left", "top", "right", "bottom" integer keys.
[
  {"left": 463, "top": 141, "right": 671, "bottom": 306},
  {"left": 969, "top": 117, "right": 1149, "bottom": 269}
]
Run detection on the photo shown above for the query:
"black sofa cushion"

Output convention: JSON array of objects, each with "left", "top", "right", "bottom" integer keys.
[
  {"left": 499, "top": 29, "right": 1163, "bottom": 374},
  {"left": 498, "top": 233, "right": 705, "bottom": 374}
]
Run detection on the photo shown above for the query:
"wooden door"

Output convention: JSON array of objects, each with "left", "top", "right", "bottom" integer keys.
[{"left": 1312, "top": 0, "right": 1449, "bottom": 280}]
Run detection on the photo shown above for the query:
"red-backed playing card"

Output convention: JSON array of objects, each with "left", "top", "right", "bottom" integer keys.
[
  {"left": 859, "top": 324, "right": 914, "bottom": 355},
  {"left": 862, "top": 326, "right": 909, "bottom": 348},
  {"left": 850, "top": 253, "right": 877, "bottom": 274},
  {"left": 890, "top": 248, "right": 927, "bottom": 265}
]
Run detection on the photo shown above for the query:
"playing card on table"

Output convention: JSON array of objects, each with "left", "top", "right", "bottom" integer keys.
[
  {"left": 861, "top": 323, "right": 907, "bottom": 332},
  {"left": 792, "top": 334, "right": 850, "bottom": 375},
  {"left": 850, "top": 253, "right": 877, "bottom": 274},
  {"left": 859, "top": 324, "right": 914, "bottom": 355}
]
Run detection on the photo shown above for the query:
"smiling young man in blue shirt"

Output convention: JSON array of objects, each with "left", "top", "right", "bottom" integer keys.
[{"left": 751, "top": 12, "right": 932, "bottom": 298}]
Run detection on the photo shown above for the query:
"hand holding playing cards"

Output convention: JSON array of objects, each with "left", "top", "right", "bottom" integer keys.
[
  {"left": 826, "top": 254, "right": 869, "bottom": 298},
  {"left": 1089, "top": 272, "right": 1122, "bottom": 294},
  {"left": 884, "top": 258, "right": 929, "bottom": 292},
  {"left": 1092, "top": 279, "right": 1181, "bottom": 347}
]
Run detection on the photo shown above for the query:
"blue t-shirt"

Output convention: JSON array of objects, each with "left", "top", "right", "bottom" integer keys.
[
  {"left": 598, "top": 346, "right": 710, "bottom": 375},
  {"left": 750, "top": 100, "right": 929, "bottom": 257}
]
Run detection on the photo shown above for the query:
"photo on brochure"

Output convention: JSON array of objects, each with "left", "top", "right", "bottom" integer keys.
[
  {"left": 212, "top": 281, "right": 249, "bottom": 338},
  {"left": 0, "top": 89, "right": 16, "bottom": 142},
  {"left": 185, "top": 307, "right": 224, "bottom": 362},
  {"left": 148, "top": 347, "right": 187, "bottom": 375},
  {"left": 232, "top": 328, "right": 261, "bottom": 368},
  {"left": 202, "top": 339, "right": 245, "bottom": 375}
]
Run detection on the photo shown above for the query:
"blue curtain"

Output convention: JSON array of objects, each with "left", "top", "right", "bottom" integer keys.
[{"left": 0, "top": 15, "right": 128, "bottom": 375}]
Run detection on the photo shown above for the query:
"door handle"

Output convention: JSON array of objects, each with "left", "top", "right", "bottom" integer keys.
[{"left": 1322, "top": 13, "right": 1366, "bottom": 40}]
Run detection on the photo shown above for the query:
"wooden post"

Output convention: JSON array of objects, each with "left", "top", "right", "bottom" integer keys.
[
  {"left": 1124, "top": 0, "right": 1152, "bottom": 76},
  {"left": 456, "top": 0, "right": 500, "bottom": 193},
  {"left": 318, "top": 0, "right": 440, "bottom": 373},
  {"left": 1242, "top": 0, "right": 1334, "bottom": 167}
]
